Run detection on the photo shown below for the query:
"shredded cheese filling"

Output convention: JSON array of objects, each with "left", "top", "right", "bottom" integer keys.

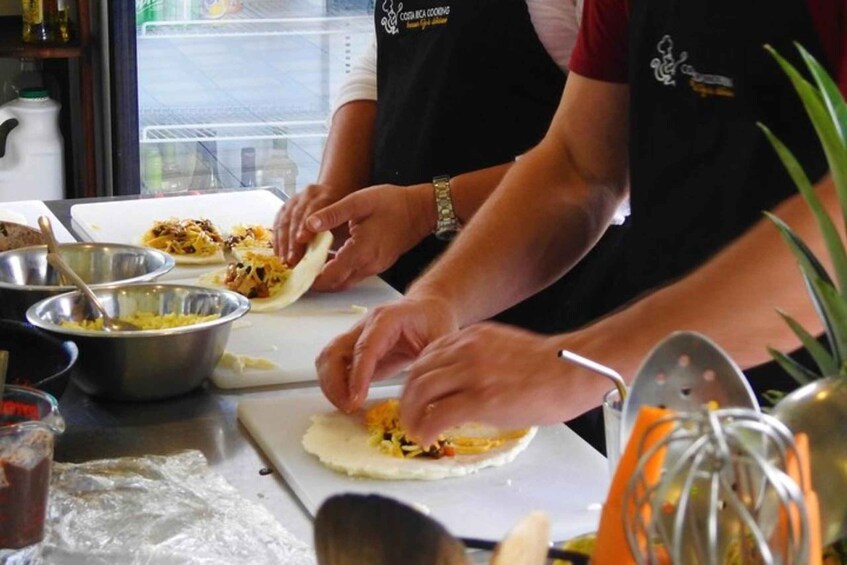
[
  {"left": 62, "top": 312, "right": 220, "bottom": 331},
  {"left": 223, "top": 251, "right": 292, "bottom": 299},
  {"left": 143, "top": 218, "right": 224, "bottom": 257},
  {"left": 364, "top": 399, "right": 528, "bottom": 460}
]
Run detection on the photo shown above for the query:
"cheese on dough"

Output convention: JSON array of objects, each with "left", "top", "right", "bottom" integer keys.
[{"left": 302, "top": 408, "right": 537, "bottom": 481}]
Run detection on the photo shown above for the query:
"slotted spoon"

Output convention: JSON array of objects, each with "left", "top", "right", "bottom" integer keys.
[{"left": 620, "top": 331, "right": 759, "bottom": 446}]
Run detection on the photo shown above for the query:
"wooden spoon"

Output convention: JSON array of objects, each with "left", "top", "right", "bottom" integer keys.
[
  {"left": 38, "top": 215, "right": 68, "bottom": 285},
  {"left": 46, "top": 252, "right": 141, "bottom": 332}
]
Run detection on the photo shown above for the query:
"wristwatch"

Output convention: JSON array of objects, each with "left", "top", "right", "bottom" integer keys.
[{"left": 433, "top": 174, "right": 461, "bottom": 241}]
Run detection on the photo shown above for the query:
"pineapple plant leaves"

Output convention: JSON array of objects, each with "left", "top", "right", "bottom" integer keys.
[{"left": 763, "top": 45, "right": 847, "bottom": 382}]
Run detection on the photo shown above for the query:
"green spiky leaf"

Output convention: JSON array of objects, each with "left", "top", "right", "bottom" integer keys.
[
  {"left": 759, "top": 125, "right": 847, "bottom": 292},
  {"left": 766, "top": 45, "right": 847, "bottom": 233},
  {"left": 810, "top": 276, "right": 847, "bottom": 366},
  {"left": 767, "top": 346, "right": 821, "bottom": 385},
  {"left": 796, "top": 43, "right": 847, "bottom": 148},
  {"left": 764, "top": 211, "right": 840, "bottom": 356},
  {"left": 775, "top": 308, "right": 836, "bottom": 376}
]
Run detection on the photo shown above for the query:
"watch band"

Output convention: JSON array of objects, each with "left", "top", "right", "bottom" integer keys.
[{"left": 433, "top": 174, "right": 461, "bottom": 241}]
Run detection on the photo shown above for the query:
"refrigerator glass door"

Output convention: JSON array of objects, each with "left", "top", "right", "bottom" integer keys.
[{"left": 135, "top": 0, "right": 373, "bottom": 196}]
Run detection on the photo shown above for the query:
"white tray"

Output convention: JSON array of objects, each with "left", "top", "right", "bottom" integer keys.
[{"left": 70, "top": 190, "right": 285, "bottom": 279}]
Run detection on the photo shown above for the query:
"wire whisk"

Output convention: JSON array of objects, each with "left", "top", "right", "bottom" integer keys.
[{"left": 622, "top": 408, "right": 810, "bottom": 564}]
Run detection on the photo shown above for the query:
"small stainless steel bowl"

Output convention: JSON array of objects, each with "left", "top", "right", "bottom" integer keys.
[
  {"left": 26, "top": 283, "right": 250, "bottom": 401},
  {"left": 0, "top": 243, "right": 175, "bottom": 321}
]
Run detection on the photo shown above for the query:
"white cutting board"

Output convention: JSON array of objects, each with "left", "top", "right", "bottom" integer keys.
[
  {"left": 198, "top": 275, "right": 401, "bottom": 388},
  {"left": 238, "top": 386, "right": 610, "bottom": 542},
  {"left": 70, "top": 190, "right": 285, "bottom": 280},
  {"left": 0, "top": 200, "right": 76, "bottom": 242}
]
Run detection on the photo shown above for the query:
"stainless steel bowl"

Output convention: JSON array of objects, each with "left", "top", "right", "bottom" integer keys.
[
  {"left": 26, "top": 283, "right": 250, "bottom": 401},
  {"left": 0, "top": 243, "right": 175, "bottom": 320}
]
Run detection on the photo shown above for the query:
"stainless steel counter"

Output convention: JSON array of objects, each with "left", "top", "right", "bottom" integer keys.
[{"left": 45, "top": 195, "right": 315, "bottom": 545}]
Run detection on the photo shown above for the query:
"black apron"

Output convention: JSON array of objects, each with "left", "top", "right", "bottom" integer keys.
[
  {"left": 619, "top": 0, "right": 831, "bottom": 403},
  {"left": 373, "top": 0, "right": 629, "bottom": 336}
]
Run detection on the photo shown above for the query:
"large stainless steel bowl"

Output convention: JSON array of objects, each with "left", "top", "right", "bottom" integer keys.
[
  {"left": 26, "top": 283, "right": 250, "bottom": 401},
  {"left": 0, "top": 243, "right": 175, "bottom": 320}
]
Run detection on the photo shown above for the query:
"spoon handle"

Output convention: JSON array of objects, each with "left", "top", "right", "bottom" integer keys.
[
  {"left": 460, "top": 537, "right": 589, "bottom": 564},
  {"left": 46, "top": 252, "right": 111, "bottom": 320},
  {"left": 38, "top": 216, "right": 68, "bottom": 285}
]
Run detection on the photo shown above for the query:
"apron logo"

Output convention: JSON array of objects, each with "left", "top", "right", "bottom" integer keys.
[
  {"left": 380, "top": 0, "right": 402, "bottom": 35},
  {"left": 651, "top": 35, "right": 688, "bottom": 86},
  {"left": 650, "top": 34, "right": 736, "bottom": 98}
]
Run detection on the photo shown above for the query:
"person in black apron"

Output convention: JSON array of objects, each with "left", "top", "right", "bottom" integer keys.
[
  {"left": 614, "top": 0, "right": 830, "bottom": 402},
  {"left": 375, "top": 0, "right": 631, "bottom": 449},
  {"left": 278, "top": 0, "right": 631, "bottom": 449},
  {"left": 374, "top": 0, "right": 627, "bottom": 340},
  {"left": 311, "top": 0, "right": 841, "bottom": 453}
]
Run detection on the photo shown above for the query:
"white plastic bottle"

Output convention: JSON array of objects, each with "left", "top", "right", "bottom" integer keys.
[{"left": 0, "top": 87, "right": 64, "bottom": 202}]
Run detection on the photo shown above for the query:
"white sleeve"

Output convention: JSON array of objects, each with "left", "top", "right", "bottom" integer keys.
[
  {"left": 526, "top": 0, "right": 580, "bottom": 72},
  {"left": 330, "top": 32, "right": 378, "bottom": 119}
]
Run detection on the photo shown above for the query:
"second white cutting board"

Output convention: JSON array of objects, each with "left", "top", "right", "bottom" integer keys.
[
  {"left": 238, "top": 386, "right": 610, "bottom": 542},
  {"left": 196, "top": 275, "right": 401, "bottom": 389}
]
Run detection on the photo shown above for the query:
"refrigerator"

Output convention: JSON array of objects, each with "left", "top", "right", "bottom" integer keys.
[{"left": 99, "top": 1, "right": 373, "bottom": 197}]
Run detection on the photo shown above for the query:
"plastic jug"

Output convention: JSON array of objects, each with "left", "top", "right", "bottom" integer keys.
[{"left": 0, "top": 87, "right": 64, "bottom": 202}]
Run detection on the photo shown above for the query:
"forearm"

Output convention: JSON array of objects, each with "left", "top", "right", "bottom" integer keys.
[
  {"left": 317, "top": 100, "right": 377, "bottom": 195},
  {"left": 408, "top": 76, "right": 630, "bottom": 326},
  {"left": 573, "top": 175, "right": 838, "bottom": 382},
  {"left": 405, "top": 162, "right": 514, "bottom": 236},
  {"left": 410, "top": 139, "right": 623, "bottom": 325}
]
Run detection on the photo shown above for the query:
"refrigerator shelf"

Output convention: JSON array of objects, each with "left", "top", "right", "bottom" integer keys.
[
  {"left": 139, "top": 6, "right": 372, "bottom": 40},
  {"left": 140, "top": 107, "right": 328, "bottom": 143}
]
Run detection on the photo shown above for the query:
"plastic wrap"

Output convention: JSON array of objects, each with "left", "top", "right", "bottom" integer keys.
[{"left": 37, "top": 450, "right": 315, "bottom": 564}]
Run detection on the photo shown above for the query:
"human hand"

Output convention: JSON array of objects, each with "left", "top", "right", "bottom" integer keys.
[
  {"left": 304, "top": 183, "right": 435, "bottom": 291},
  {"left": 398, "top": 323, "right": 607, "bottom": 446},
  {"left": 272, "top": 182, "right": 351, "bottom": 267},
  {"left": 315, "top": 295, "right": 459, "bottom": 413}
]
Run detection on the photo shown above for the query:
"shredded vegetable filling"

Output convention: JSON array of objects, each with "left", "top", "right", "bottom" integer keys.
[
  {"left": 144, "top": 218, "right": 224, "bottom": 256},
  {"left": 364, "top": 399, "right": 528, "bottom": 459},
  {"left": 224, "top": 251, "right": 292, "bottom": 299},
  {"left": 224, "top": 224, "right": 273, "bottom": 252}
]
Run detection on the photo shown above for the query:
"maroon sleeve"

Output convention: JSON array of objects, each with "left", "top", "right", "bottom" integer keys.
[{"left": 568, "top": 0, "right": 630, "bottom": 83}]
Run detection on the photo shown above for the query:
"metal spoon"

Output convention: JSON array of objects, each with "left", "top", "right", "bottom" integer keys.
[{"left": 45, "top": 252, "right": 141, "bottom": 332}]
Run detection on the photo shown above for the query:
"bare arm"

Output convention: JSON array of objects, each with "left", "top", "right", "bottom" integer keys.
[
  {"left": 398, "top": 176, "right": 839, "bottom": 443},
  {"left": 564, "top": 174, "right": 837, "bottom": 382},
  {"left": 408, "top": 74, "right": 630, "bottom": 324}
]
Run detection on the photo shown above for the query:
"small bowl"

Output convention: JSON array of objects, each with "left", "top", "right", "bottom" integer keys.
[
  {"left": 0, "top": 319, "right": 78, "bottom": 400},
  {"left": 0, "top": 243, "right": 175, "bottom": 321},
  {"left": 26, "top": 283, "right": 250, "bottom": 401}
]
